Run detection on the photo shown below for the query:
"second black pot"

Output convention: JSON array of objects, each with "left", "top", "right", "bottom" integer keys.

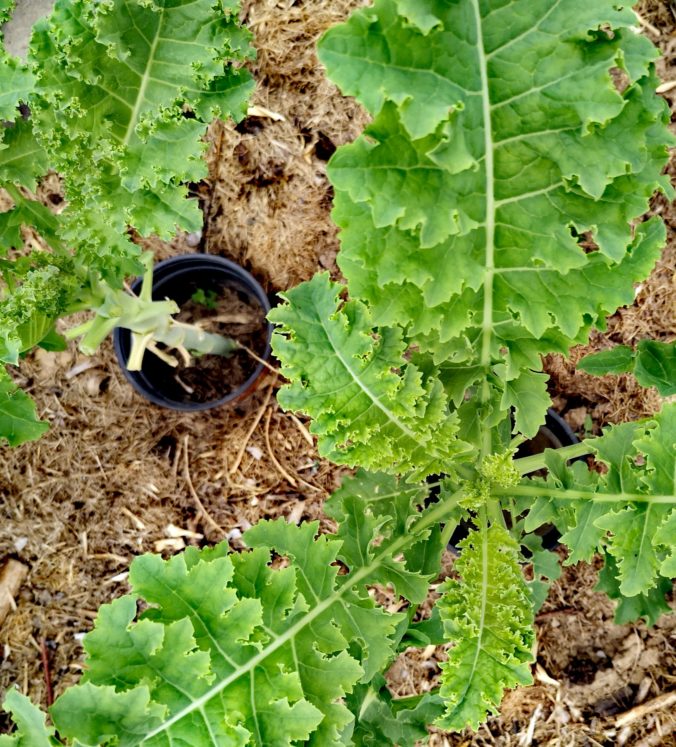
[{"left": 113, "top": 254, "right": 273, "bottom": 412}]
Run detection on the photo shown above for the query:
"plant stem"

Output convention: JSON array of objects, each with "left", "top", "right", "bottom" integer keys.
[
  {"left": 390, "top": 688, "right": 441, "bottom": 710},
  {"left": 512, "top": 442, "right": 593, "bottom": 474},
  {"left": 155, "top": 321, "right": 238, "bottom": 358},
  {"left": 440, "top": 519, "right": 457, "bottom": 549},
  {"left": 493, "top": 484, "right": 676, "bottom": 504}
]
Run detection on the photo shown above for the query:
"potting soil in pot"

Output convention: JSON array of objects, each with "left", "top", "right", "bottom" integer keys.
[{"left": 167, "top": 283, "right": 268, "bottom": 404}]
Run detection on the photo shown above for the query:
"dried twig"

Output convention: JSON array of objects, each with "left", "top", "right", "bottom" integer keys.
[
  {"left": 229, "top": 383, "right": 275, "bottom": 474},
  {"left": 518, "top": 703, "right": 542, "bottom": 747},
  {"left": 238, "top": 343, "right": 279, "bottom": 374},
  {"left": 287, "top": 413, "right": 314, "bottom": 447},
  {"left": 634, "top": 12, "right": 661, "bottom": 36},
  {"left": 615, "top": 690, "right": 676, "bottom": 729},
  {"left": 183, "top": 435, "right": 225, "bottom": 537},
  {"left": 39, "top": 638, "right": 54, "bottom": 707},
  {"left": 120, "top": 505, "right": 145, "bottom": 530},
  {"left": 264, "top": 409, "right": 298, "bottom": 487}
]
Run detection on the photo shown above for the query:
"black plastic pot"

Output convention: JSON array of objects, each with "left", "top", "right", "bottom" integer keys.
[
  {"left": 113, "top": 254, "right": 272, "bottom": 411},
  {"left": 514, "top": 408, "right": 579, "bottom": 461}
]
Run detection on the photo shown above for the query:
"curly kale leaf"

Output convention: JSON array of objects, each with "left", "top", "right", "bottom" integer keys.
[
  {"left": 0, "top": 471, "right": 459, "bottom": 744},
  {"left": 27, "top": 0, "right": 253, "bottom": 248},
  {"left": 520, "top": 404, "right": 676, "bottom": 609},
  {"left": 2, "top": 510, "right": 436, "bottom": 745},
  {"left": 0, "top": 366, "right": 48, "bottom": 446},
  {"left": 270, "top": 273, "right": 472, "bottom": 479},
  {"left": 436, "top": 523, "right": 534, "bottom": 731},
  {"left": 325, "top": 470, "right": 445, "bottom": 605},
  {"left": 0, "top": 259, "right": 77, "bottom": 363},
  {"left": 579, "top": 340, "right": 676, "bottom": 396},
  {"left": 0, "top": 0, "right": 255, "bottom": 391},
  {"left": 318, "top": 0, "right": 673, "bottom": 441}
]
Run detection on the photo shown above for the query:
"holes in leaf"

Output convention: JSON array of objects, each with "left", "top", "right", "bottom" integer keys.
[
  {"left": 269, "top": 551, "right": 290, "bottom": 570},
  {"left": 570, "top": 226, "right": 599, "bottom": 254},
  {"left": 186, "top": 179, "right": 210, "bottom": 212},
  {"left": 610, "top": 66, "right": 630, "bottom": 94}
]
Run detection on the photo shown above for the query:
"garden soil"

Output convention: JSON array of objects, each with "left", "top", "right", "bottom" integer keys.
[{"left": 1, "top": 1, "right": 675, "bottom": 745}]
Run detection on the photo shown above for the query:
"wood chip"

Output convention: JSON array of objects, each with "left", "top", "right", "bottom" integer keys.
[
  {"left": 615, "top": 690, "right": 676, "bottom": 729},
  {"left": 656, "top": 80, "right": 676, "bottom": 94},
  {"left": 247, "top": 105, "right": 286, "bottom": 121},
  {"left": 165, "top": 524, "right": 203, "bottom": 540},
  {"left": 65, "top": 361, "right": 99, "bottom": 380},
  {"left": 154, "top": 538, "right": 186, "bottom": 553},
  {"left": 0, "top": 559, "right": 28, "bottom": 625}
]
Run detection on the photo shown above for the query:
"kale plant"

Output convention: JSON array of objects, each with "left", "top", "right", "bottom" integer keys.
[
  {"left": 0, "top": 0, "right": 253, "bottom": 444},
  {"left": 1, "top": 0, "right": 675, "bottom": 744}
]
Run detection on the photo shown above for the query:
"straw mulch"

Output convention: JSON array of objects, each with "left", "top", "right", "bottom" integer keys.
[{"left": 1, "top": 1, "right": 675, "bottom": 745}]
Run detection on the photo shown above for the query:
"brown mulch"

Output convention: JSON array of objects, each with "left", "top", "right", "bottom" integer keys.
[{"left": 1, "top": 0, "right": 675, "bottom": 745}]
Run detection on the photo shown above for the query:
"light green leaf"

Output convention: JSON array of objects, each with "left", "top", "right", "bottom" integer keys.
[
  {"left": 270, "top": 273, "right": 472, "bottom": 479},
  {"left": 0, "top": 367, "right": 48, "bottom": 445},
  {"left": 319, "top": 0, "right": 672, "bottom": 439},
  {"left": 193, "top": 66, "right": 254, "bottom": 122},
  {"left": 559, "top": 500, "right": 608, "bottom": 564},
  {"left": 436, "top": 523, "right": 534, "bottom": 731},
  {"left": 0, "top": 0, "right": 14, "bottom": 27},
  {"left": 36, "top": 326, "right": 67, "bottom": 352},
  {"left": 46, "top": 530, "right": 368, "bottom": 745},
  {"left": 521, "top": 406, "right": 676, "bottom": 598},
  {"left": 43, "top": 496, "right": 464, "bottom": 747},
  {"left": 20, "top": 0, "right": 254, "bottom": 271},
  {"left": 500, "top": 369, "right": 550, "bottom": 438},
  {"left": 51, "top": 684, "right": 166, "bottom": 746},
  {"left": 578, "top": 340, "right": 676, "bottom": 396},
  {"left": 595, "top": 503, "right": 670, "bottom": 597},
  {"left": 0, "top": 263, "right": 76, "bottom": 364},
  {"left": 0, "top": 58, "right": 33, "bottom": 120},
  {"left": 346, "top": 675, "right": 444, "bottom": 746},
  {"left": 244, "top": 519, "right": 400, "bottom": 685},
  {"left": 597, "top": 553, "right": 672, "bottom": 626},
  {"left": 654, "top": 510, "right": 676, "bottom": 578},
  {"left": 0, "top": 690, "right": 55, "bottom": 746},
  {"left": 578, "top": 346, "right": 635, "bottom": 376},
  {"left": 634, "top": 340, "right": 676, "bottom": 396},
  {"left": 0, "top": 191, "right": 61, "bottom": 254},
  {"left": 0, "top": 119, "right": 49, "bottom": 191},
  {"left": 325, "top": 470, "right": 438, "bottom": 604}
]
